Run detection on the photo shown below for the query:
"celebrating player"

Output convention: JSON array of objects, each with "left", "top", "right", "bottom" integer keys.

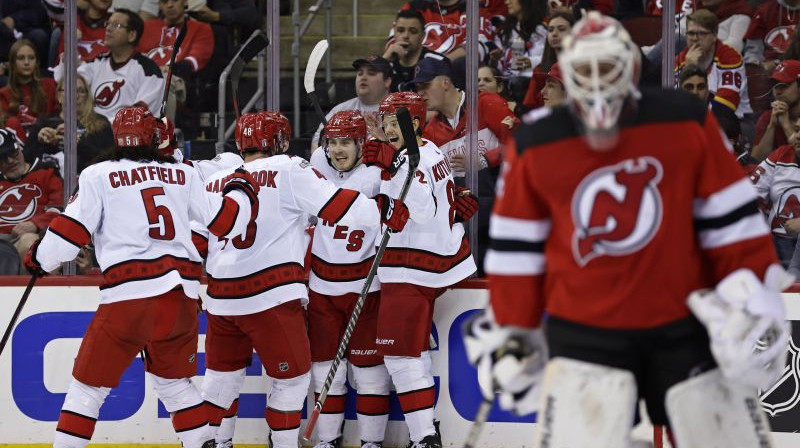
[
  {"left": 306, "top": 110, "right": 390, "bottom": 448},
  {"left": 200, "top": 111, "right": 410, "bottom": 448},
  {"left": 363, "top": 92, "right": 477, "bottom": 448},
  {"left": 466, "top": 12, "right": 790, "bottom": 448},
  {"left": 24, "top": 105, "right": 260, "bottom": 448}
]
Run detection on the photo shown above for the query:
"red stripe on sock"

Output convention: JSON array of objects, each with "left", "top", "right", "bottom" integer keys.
[
  {"left": 357, "top": 394, "right": 390, "bottom": 416},
  {"left": 172, "top": 403, "right": 208, "bottom": 432},
  {"left": 57, "top": 410, "right": 97, "bottom": 440},
  {"left": 224, "top": 398, "right": 239, "bottom": 418},
  {"left": 397, "top": 386, "right": 435, "bottom": 414},
  {"left": 315, "top": 393, "right": 346, "bottom": 414},
  {"left": 265, "top": 407, "right": 302, "bottom": 431}
]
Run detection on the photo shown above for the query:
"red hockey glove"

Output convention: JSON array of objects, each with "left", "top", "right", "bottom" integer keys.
[
  {"left": 375, "top": 194, "right": 410, "bottom": 232},
  {"left": 23, "top": 238, "right": 47, "bottom": 277},
  {"left": 363, "top": 140, "right": 405, "bottom": 180},
  {"left": 223, "top": 167, "right": 260, "bottom": 205},
  {"left": 454, "top": 187, "right": 478, "bottom": 223}
]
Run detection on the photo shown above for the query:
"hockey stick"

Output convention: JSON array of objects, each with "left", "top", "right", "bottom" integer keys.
[
  {"left": 230, "top": 30, "right": 270, "bottom": 119},
  {"left": 0, "top": 274, "right": 38, "bottom": 357},
  {"left": 304, "top": 39, "right": 329, "bottom": 126},
  {"left": 159, "top": 19, "right": 189, "bottom": 119},
  {"left": 463, "top": 398, "right": 493, "bottom": 448},
  {"left": 303, "top": 107, "right": 421, "bottom": 441}
]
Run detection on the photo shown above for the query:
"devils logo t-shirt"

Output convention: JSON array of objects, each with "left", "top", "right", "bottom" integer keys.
[{"left": 0, "top": 158, "right": 63, "bottom": 233}]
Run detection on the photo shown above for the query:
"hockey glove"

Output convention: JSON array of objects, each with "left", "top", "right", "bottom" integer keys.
[
  {"left": 688, "top": 266, "right": 793, "bottom": 390},
  {"left": 463, "top": 311, "right": 548, "bottom": 415},
  {"left": 374, "top": 194, "right": 410, "bottom": 232},
  {"left": 453, "top": 187, "right": 478, "bottom": 223},
  {"left": 222, "top": 167, "right": 260, "bottom": 205},
  {"left": 363, "top": 140, "right": 405, "bottom": 180},
  {"left": 23, "top": 238, "right": 47, "bottom": 277}
]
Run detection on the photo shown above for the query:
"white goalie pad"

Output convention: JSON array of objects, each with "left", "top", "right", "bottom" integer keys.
[
  {"left": 532, "top": 358, "right": 637, "bottom": 448},
  {"left": 666, "top": 368, "right": 774, "bottom": 448}
]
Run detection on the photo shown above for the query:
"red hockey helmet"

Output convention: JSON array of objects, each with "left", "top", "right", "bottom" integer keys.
[
  {"left": 235, "top": 111, "right": 291, "bottom": 154},
  {"left": 261, "top": 111, "right": 292, "bottom": 146},
  {"left": 325, "top": 110, "right": 367, "bottom": 141},
  {"left": 113, "top": 105, "right": 159, "bottom": 148},
  {"left": 379, "top": 92, "right": 427, "bottom": 129}
]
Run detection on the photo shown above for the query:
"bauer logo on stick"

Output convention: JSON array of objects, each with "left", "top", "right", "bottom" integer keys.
[{"left": 571, "top": 157, "right": 664, "bottom": 266}]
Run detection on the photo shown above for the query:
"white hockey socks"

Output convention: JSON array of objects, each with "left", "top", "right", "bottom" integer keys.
[
  {"left": 202, "top": 368, "right": 246, "bottom": 444},
  {"left": 53, "top": 379, "right": 111, "bottom": 448},
  {"left": 267, "top": 372, "right": 311, "bottom": 448},
  {"left": 384, "top": 353, "right": 436, "bottom": 443},
  {"left": 312, "top": 360, "right": 348, "bottom": 443},
  {"left": 351, "top": 364, "right": 392, "bottom": 444},
  {"left": 150, "top": 373, "right": 213, "bottom": 448}
]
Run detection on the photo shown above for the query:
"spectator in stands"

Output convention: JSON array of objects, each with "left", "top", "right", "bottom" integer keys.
[
  {"left": 750, "top": 115, "right": 800, "bottom": 267},
  {"left": 678, "top": 64, "right": 710, "bottom": 102},
  {"left": 481, "top": 0, "right": 508, "bottom": 22},
  {"left": 56, "top": 0, "right": 112, "bottom": 64},
  {"left": 54, "top": 9, "right": 165, "bottom": 124},
  {"left": 522, "top": 10, "right": 574, "bottom": 110},
  {"left": 26, "top": 75, "right": 113, "bottom": 175},
  {"left": 477, "top": 65, "right": 518, "bottom": 114},
  {"left": 0, "top": 39, "right": 58, "bottom": 137},
  {"left": 550, "top": 0, "right": 614, "bottom": 15},
  {"left": 698, "top": 0, "right": 752, "bottom": 53},
  {"left": 138, "top": 0, "right": 214, "bottom": 120},
  {"left": 490, "top": 0, "right": 547, "bottom": 82},
  {"left": 675, "top": 10, "right": 752, "bottom": 125},
  {"left": 0, "top": 1, "right": 51, "bottom": 72},
  {"left": 0, "top": 127, "right": 62, "bottom": 270},
  {"left": 384, "top": 9, "right": 445, "bottom": 92},
  {"left": 744, "top": 0, "right": 800, "bottom": 73},
  {"left": 311, "top": 55, "right": 392, "bottom": 149},
  {"left": 752, "top": 60, "right": 800, "bottom": 160},
  {"left": 540, "top": 62, "right": 565, "bottom": 107}
]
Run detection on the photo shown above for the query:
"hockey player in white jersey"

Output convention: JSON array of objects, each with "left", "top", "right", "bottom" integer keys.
[
  {"left": 307, "top": 110, "right": 391, "bottom": 448},
  {"left": 200, "top": 111, "right": 410, "bottom": 448},
  {"left": 361, "top": 92, "right": 477, "bottom": 448},
  {"left": 23, "top": 105, "right": 260, "bottom": 448}
]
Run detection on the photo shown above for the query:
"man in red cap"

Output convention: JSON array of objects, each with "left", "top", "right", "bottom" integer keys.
[
  {"left": 541, "top": 63, "right": 566, "bottom": 108},
  {"left": 752, "top": 59, "right": 800, "bottom": 160}
]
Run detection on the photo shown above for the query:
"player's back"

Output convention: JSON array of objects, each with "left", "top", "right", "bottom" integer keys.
[{"left": 80, "top": 159, "right": 205, "bottom": 301}]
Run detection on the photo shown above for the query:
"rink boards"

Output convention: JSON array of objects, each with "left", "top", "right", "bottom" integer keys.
[{"left": 0, "top": 277, "right": 799, "bottom": 447}]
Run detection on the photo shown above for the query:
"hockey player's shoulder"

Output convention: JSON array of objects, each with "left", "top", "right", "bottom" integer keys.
[
  {"left": 635, "top": 88, "right": 707, "bottom": 127},
  {"left": 514, "top": 106, "right": 579, "bottom": 153}
]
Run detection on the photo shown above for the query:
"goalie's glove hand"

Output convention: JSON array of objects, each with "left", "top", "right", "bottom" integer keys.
[
  {"left": 363, "top": 140, "right": 405, "bottom": 180},
  {"left": 688, "top": 266, "right": 793, "bottom": 390},
  {"left": 23, "top": 238, "right": 47, "bottom": 277},
  {"left": 374, "top": 194, "right": 409, "bottom": 232},
  {"left": 453, "top": 187, "right": 478, "bottom": 223},
  {"left": 223, "top": 167, "right": 260, "bottom": 205},
  {"left": 463, "top": 311, "right": 548, "bottom": 415}
]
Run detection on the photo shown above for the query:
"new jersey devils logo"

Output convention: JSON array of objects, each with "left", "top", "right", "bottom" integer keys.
[
  {"left": 146, "top": 46, "right": 174, "bottom": 67},
  {"left": 94, "top": 79, "right": 125, "bottom": 108},
  {"left": 771, "top": 187, "right": 800, "bottom": 236},
  {"left": 571, "top": 157, "right": 664, "bottom": 266},
  {"left": 424, "top": 22, "right": 461, "bottom": 54},
  {"left": 76, "top": 39, "right": 107, "bottom": 61},
  {"left": 765, "top": 26, "right": 795, "bottom": 54},
  {"left": 0, "top": 184, "right": 43, "bottom": 223}
]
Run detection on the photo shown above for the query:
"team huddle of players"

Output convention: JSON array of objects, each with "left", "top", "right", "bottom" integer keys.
[{"left": 20, "top": 10, "right": 797, "bottom": 448}]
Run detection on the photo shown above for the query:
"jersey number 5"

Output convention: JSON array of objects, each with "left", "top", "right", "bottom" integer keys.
[{"left": 141, "top": 187, "right": 176, "bottom": 240}]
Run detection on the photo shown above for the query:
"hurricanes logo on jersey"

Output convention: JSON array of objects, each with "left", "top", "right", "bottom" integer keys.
[
  {"left": 94, "top": 79, "right": 125, "bottom": 108},
  {"left": 0, "top": 184, "right": 43, "bottom": 223},
  {"left": 765, "top": 26, "right": 795, "bottom": 54},
  {"left": 571, "top": 157, "right": 664, "bottom": 266}
]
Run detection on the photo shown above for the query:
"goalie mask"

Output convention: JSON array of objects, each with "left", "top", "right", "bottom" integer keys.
[
  {"left": 559, "top": 11, "right": 641, "bottom": 151},
  {"left": 235, "top": 111, "right": 291, "bottom": 155},
  {"left": 113, "top": 105, "right": 160, "bottom": 148},
  {"left": 323, "top": 110, "right": 367, "bottom": 173}
]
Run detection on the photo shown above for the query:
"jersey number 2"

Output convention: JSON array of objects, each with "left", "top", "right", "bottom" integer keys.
[{"left": 141, "top": 187, "right": 175, "bottom": 240}]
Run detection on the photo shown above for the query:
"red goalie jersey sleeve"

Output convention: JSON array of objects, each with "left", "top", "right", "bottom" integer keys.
[{"left": 487, "top": 89, "right": 778, "bottom": 330}]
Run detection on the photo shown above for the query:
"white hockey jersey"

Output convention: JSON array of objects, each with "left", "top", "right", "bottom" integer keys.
[
  {"left": 378, "top": 138, "right": 476, "bottom": 287},
  {"left": 202, "top": 154, "right": 386, "bottom": 316},
  {"left": 55, "top": 53, "right": 165, "bottom": 123},
  {"left": 34, "top": 159, "right": 251, "bottom": 304},
  {"left": 186, "top": 152, "right": 245, "bottom": 183},
  {"left": 309, "top": 149, "right": 383, "bottom": 296},
  {"left": 751, "top": 144, "right": 800, "bottom": 237}
]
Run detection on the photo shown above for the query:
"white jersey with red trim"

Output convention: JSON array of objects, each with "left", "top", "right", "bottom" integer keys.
[
  {"left": 34, "top": 159, "right": 251, "bottom": 304},
  {"left": 309, "top": 149, "right": 383, "bottom": 295},
  {"left": 378, "top": 138, "right": 476, "bottom": 287},
  {"left": 202, "top": 154, "right": 385, "bottom": 316},
  {"left": 750, "top": 144, "right": 800, "bottom": 238},
  {"left": 187, "top": 152, "right": 245, "bottom": 183}
]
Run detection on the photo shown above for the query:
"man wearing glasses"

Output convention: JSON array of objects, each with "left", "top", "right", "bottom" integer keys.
[
  {"left": 54, "top": 8, "right": 165, "bottom": 124},
  {"left": 675, "top": 9, "right": 752, "bottom": 125}
]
